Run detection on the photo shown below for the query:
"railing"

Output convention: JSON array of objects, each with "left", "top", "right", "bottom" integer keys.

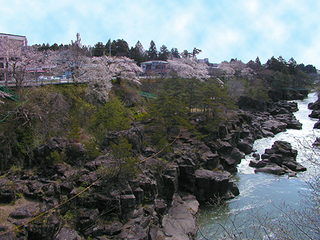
[
  {"left": 138, "top": 91, "right": 157, "bottom": 99},
  {"left": 0, "top": 80, "right": 156, "bottom": 100},
  {"left": 0, "top": 86, "right": 20, "bottom": 102},
  {"left": 283, "top": 87, "right": 310, "bottom": 91}
]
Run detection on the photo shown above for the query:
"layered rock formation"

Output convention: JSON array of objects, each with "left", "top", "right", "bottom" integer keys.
[
  {"left": 0, "top": 92, "right": 310, "bottom": 239},
  {"left": 249, "top": 141, "right": 306, "bottom": 175}
]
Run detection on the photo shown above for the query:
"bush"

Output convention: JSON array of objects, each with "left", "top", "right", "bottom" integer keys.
[
  {"left": 83, "top": 138, "right": 100, "bottom": 161},
  {"left": 90, "top": 97, "right": 131, "bottom": 142},
  {"left": 110, "top": 137, "right": 139, "bottom": 179},
  {"left": 45, "top": 151, "right": 62, "bottom": 164}
]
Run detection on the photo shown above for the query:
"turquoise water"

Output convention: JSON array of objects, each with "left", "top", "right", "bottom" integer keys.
[{"left": 197, "top": 92, "right": 320, "bottom": 239}]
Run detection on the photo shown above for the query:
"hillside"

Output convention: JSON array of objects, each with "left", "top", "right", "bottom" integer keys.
[{"left": 0, "top": 50, "right": 318, "bottom": 239}]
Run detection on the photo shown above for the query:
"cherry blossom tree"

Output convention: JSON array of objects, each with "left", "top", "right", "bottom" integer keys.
[
  {"left": 76, "top": 56, "right": 142, "bottom": 103},
  {"left": 0, "top": 40, "right": 55, "bottom": 87},
  {"left": 0, "top": 36, "right": 25, "bottom": 86},
  {"left": 167, "top": 58, "right": 210, "bottom": 80}
]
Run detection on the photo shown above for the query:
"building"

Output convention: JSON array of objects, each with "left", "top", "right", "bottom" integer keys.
[
  {"left": 0, "top": 33, "right": 28, "bottom": 82},
  {"left": 141, "top": 60, "right": 169, "bottom": 76}
]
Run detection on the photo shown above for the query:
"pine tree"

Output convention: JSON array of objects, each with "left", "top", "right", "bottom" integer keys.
[
  {"left": 171, "top": 48, "right": 180, "bottom": 58},
  {"left": 147, "top": 40, "right": 158, "bottom": 60},
  {"left": 159, "top": 45, "right": 169, "bottom": 61}
]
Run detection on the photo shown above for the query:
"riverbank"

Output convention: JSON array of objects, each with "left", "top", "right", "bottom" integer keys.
[
  {"left": 0, "top": 89, "right": 316, "bottom": 239},
  {"left": 197, "top": 91, "right": 320, "bottom": 239}
]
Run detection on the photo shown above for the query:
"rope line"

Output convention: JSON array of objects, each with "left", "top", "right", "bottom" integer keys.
[
  {"left": 139, "top": 128, "right": 185, "bottom": 164},
  {"left": 0, "top": 128, "right": 185, "bottom": 237},
  {"left": 0, "top": 100, "right": 29, "bottom": 123},
  {"left": 0, "top": 175, "right": 103, "bottom": 237}
]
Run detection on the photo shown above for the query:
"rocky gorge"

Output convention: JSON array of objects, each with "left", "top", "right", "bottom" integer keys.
[{"left": 0, "top": 90, "right": 311, "bottom": 240}]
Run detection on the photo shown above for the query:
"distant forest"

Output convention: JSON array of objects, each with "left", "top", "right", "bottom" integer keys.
[{"left": 36, "top": 38, "right": 318, "bottom": 75}]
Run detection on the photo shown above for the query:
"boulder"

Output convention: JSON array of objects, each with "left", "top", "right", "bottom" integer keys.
[
  {"left": 261, "top": 129, "right": 274, "bottom": 137},
  {"left": 64, "top": 142, "right": 86, "bottom": 165},
  {"left": 283, "top": 160, "right": 307, "bottom": 172},
  {"left": 201, "top": 151, "right": 219, "bottom": 170},
  {"left": 84, "top": 154, "right": 114, "bottom": 171},
  {"left": 194, "top": 169, "right": 238, "bottom": 202},
  {"left": 55, "top": 228, "right": 82, "bottom": 240},
  {"left": 313, "top": 137, "right": 320, "bottom": 146},
  {"left": 237, "top": 141, "right": 253, "bottom": 155},
  {"left": 274, "top": 100, "right": 299, "bottom": 112},
  {"left": 162, "top": 175, "right": 176, "bottom": 200},
  {"left": 216, "top": 141, "right": 244, "bottom": 172},
  {"left": 117, "top": 224, "right": 148, "bottom": 240},
  {"left": 269, "top": 154, "right": 284, "bottom": 165},
  {"left": 9, "top": 208, "right": 33, "bottom": 219},
  {"left": 133, "top": 187, "right": 144, "bottom": 205},
  {"left": 314, "top": 120, "right": 320, "bottom": 129},
  {"left": 120, "top": 194, "right": 136, "bottom": 219},
  {"left": 262, "top": 120, "right": 287, "bottom": 134},
  {"left": 273, "top": 114, "right": 302, "bottom": 129},
  {"left": 160, "top": 194, "right": 198, "bottom": 240},
  {"left": 178, "top": 165, "right": 195, "bottom": 193},
  {"left": 33, "top": 137, "right": 67, "bottom": 165},
  {"left": 308, "top": 98, "right": 320, "bottom": 110},
  {"left": 220, "top": 148, "right": 245, "bottom": 172},
  {"left": 237, "top": 96, "right": 267, "bottom": 112},
  {"left": 26, "top": 214, "right": 60, "bottom": 239},
  {"left": 155, "top": 199, "right": 167, "bottom": 216},
  {"left": 255, "top": 164, "right": 287, "bottom": 175},
  {"left": 252, "top": 141, "right": 306, "bottom": 175},
  {"left": 137, "top": 175, "right": 158, "bottom": 203},
  {"left": 77, "top": 208, "right": 100, "bottom": 235},
  {"left": 0, "top": 188, "right": 15, "bottom": 203},
  {"left": 309, "top": 110, "right": 320, "bottom": 118},
  {"left": 272, "top": 141, "right": 297, "bottom": 158},
  {"left": 25, "top": 180, "right": 44, "bottom": 200},
  {"left": 101, "top": 127, "right": 144, "bottom": 153},
  {"left": 252, "top": 153, "right": 260, "bottom": 160},
  {"left": 103, "top": 221, "right": 123, "bottom": 236},
  {"left": 249, "top": 159, "right": 268, "bottom": 168}
]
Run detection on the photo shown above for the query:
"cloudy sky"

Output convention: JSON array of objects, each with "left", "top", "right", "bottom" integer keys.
[{"left": 1, "top": 0, "right": 320, "bottom": 68}]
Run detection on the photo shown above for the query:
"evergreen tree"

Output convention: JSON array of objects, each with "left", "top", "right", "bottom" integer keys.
[
  {"left": 192, "top": 47, "right": 201, "bottom": 59},
  {"left": 148, "top": 40, "right": 158, "bottom": 60},
  {"left": 105, "top": 39, "right": 112, "bottom": 56},
  {"left": 113, "top": 39, "right": 130, "bottom": 57},
  {"left": 181, "top": 50, "right": 191, "bottom": 58},
  {"left": 159, "top": 45, "right": 169, "bottom": 61},
  {"left": 135, "top": 41, "right": 145, "bottom": 55},
  {"left": 92, "top": 42, "right": 106, "bottom": 57},
  {"left": 148, "top": 78, "right": 190, "bottom": 135},
  {"left": 255, "top": 56, "right": 261, "bottom": 66},
  {"left": 129, "top": 41, "right": 147, "bottom": 65},
  {"left": 288, "top": 57, "right": 298, "bottom": 74},
  {"left": 171, "top": 48, "right": 180, "bottom": 58}
]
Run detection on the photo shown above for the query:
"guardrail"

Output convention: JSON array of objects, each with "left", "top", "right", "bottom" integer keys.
[
  {"left": 0, "top": 86, "right": 20, "bottom": 101},
  {"left": 138, "top": 91, "right": 157, "bottom": 99}
]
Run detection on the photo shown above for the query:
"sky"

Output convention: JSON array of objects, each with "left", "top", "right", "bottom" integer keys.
[{"left": 1, "top": 0, "right": 320, "bottom": 68}]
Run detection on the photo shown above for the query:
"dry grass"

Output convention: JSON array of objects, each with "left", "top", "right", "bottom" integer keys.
[{"left": 0, "top": 197, "right": 39, "bottom": 231}]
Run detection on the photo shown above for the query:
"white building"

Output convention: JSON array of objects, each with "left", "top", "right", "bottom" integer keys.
[{"left": 141, "top": 60, "right": 169, "bottom": 76}]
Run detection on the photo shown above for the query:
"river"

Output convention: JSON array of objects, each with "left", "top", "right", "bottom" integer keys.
[{"left": 197, "top": 92, "right": 320, "bottom": 239}]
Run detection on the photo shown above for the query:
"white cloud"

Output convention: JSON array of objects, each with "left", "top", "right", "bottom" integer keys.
[
  {"left": 242, "top": 0, "right": 260, "bottom": 17},
  {"left": 1, "top": 0, "right": 320, "bottom": 68}
]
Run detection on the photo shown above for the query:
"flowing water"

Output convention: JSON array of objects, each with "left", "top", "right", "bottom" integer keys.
[{"left": 197, "top": 92, "right": 320, "bottom": 239}]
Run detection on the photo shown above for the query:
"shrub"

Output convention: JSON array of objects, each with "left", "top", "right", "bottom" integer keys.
[
  {"left": 45, "top": 151, "right": 62, "bottom": 164},
  {"left": 89, "top": 97, "right": 131, "bottom": 142},
  {"left": 110, "top": 137, "right": 139, "bottom": 179}
]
